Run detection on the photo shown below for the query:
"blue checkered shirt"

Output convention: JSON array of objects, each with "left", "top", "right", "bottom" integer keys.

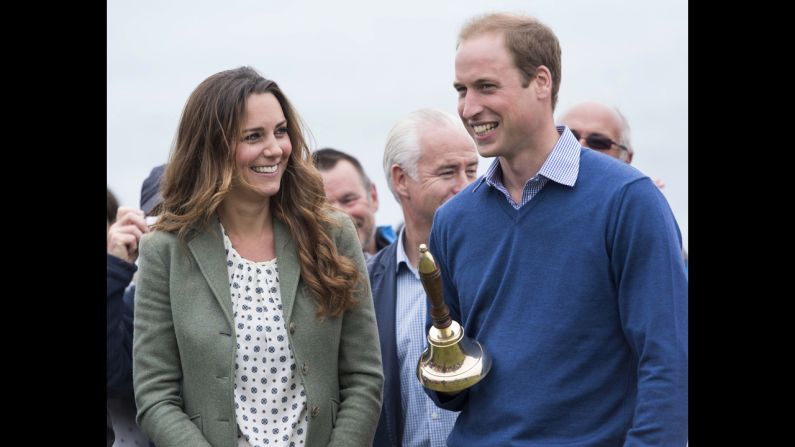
[
  {"left": 395, "top": 229, "right": 458, "bottom": 446},
  {"left": 473, "top": 125, "right": 580, "bottom": 207}
]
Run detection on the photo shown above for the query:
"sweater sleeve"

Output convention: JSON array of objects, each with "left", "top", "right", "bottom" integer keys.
[
  {"left": 107, "top": 253, "right": 136, "bottom": 397},
  {"left": 610, "top": 179, "right": 688, "bottom": 446}
]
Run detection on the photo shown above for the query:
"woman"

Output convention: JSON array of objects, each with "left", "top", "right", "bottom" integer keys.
[{"left": 133, "top": 67, "right": 383, "bottom": 447}]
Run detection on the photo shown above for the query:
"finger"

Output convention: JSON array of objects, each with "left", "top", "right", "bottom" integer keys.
[
  {"left": 115, "top": 224, "right": 145, "bottom": 241},
  {"left": 116, "top": 211, "right": 150, "bottom": 234},
  {"left": 109, "top": 211, "right": 137, "bottom": 231},
  {"left": 116, "top": 206, "right": 144, "bottom": 222},
  {"left": 108, "top": 232, "right": 135, "bottom": 249},
  {"left": 108, "top": 233, "right": 136, "bottom": 259},
  {"left": 108, "top": 223, "right": 144, "bottom": 244},
  {"left": 129, "top": 213, "right": 151, "bottom": 234}
]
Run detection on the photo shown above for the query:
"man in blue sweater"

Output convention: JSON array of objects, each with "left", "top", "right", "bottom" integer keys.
[{"left": 425, "top": 13, "right": 688, "bottom": 446}]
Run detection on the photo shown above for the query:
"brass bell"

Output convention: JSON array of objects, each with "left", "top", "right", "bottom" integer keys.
[{"left": 416, "top": 244, "right": 492, "bottom": 392}]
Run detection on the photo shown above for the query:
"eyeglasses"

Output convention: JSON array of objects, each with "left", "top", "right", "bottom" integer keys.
[{"left": 570, "top": 129, "right": 628, "bottom": 152}]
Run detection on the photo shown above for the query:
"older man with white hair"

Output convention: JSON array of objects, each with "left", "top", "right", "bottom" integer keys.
[{"left": 368, "top": 108, "right": 478, "bottom": 447}]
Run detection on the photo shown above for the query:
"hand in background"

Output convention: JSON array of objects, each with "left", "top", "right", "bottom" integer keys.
[
  {"left": 107, "top": 207, "right": 149, "bottom": 263},
  {"left": 652, "top": 177, "right": 666, "bottom": 190}
]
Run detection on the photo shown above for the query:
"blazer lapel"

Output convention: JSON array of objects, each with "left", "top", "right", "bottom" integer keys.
[
  {"left": 369, "top": 242, "right": 403, "bottom": 446},
  {"left": 273, "top": 217, "right": 300, "bottom": 323},
  {"left": 188, "top": 216, "right": 234, "bottom": 325},
  {"left": 371, "top": 247, "right": 397, "bottom": 345}
]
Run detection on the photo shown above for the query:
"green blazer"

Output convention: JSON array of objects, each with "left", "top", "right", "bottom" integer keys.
[{"left": 133, "top": 211, "right": 383, "bottom": 446}]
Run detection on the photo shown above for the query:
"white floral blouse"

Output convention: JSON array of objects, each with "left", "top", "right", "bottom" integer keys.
[{"left": 222, "top": 226, "right": 309, "bottom": 447}]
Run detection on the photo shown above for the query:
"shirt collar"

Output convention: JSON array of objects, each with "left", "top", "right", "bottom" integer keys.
[
  {"left": 394, "top": 227, "right": 418, "bottom": 277},
  {"left": 473, "top": 125, "right": 581, "bottom": 191}
]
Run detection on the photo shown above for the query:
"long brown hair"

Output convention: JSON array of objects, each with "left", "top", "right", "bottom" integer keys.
[{"left": 155, "top": 66, "right": 360, "bottom": 318}]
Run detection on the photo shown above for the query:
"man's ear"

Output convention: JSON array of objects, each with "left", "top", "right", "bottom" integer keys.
[
  {"left": 369, "top": 182, "right": 379, "bottom": 212},
  {"left": 534, "top": 65, "right": 552, "bottom": 100},
  {"left": 623, "top": 149, "right": 634, "bottom": 164},
  {"left": 390, "top": 164, "right": 409, "bottom": 201}
]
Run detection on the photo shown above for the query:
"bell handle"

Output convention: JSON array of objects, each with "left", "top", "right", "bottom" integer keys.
[{"left": 418, "top": 244, "right": 452, "bottom": 329}]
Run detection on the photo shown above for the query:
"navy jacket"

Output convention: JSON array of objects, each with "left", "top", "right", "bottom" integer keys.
[
  {"left": 367, "top": 242, "right": 402, "bottom": 447},
  {"left": 107, "top": 254, "right": 136, "bottom": 397}
]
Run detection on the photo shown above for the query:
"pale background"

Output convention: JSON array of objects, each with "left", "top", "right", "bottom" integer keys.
[{"left": 108, "top": 0, "right": 687, "bottom": 250}]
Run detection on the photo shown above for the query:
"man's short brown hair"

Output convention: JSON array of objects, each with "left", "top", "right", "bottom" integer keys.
[{"left": 459, "top": 13, "right": 562, "bottom": 111}]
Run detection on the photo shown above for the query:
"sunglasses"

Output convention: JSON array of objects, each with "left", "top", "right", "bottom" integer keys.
[{"left": 570, "top": 129, "right": 628, "bottom": 152}]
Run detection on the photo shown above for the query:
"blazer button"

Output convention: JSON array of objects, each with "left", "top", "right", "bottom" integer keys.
[
  {"left": 311, "top": 405, "right": 320, "bottom": 418},
  {"left": 302, "top": 362, "right": 308, "bottom": 375},
  {"left": 289, "top": 322, "right": 296, "bottom": 334}
]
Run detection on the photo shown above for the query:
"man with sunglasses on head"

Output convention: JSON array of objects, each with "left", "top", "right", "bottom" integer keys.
[
  {"left": 560, "top": 101, "right": 688, "bottom": 267},
  {"left": 423, "top": 12, "right": 688, "bottom": 446},
  {"left": 559, "top": 101, "right": 666, "bottom": 189}
]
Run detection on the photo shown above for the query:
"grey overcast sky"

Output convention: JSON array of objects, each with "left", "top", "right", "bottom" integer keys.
[{"left": 108, "top": 0, "right": 688, "bottom": 250}]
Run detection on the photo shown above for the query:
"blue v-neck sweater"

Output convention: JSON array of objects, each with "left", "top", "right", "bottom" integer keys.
[{"left": 427, "top": 149, "right": 688, "bottom": 446}]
